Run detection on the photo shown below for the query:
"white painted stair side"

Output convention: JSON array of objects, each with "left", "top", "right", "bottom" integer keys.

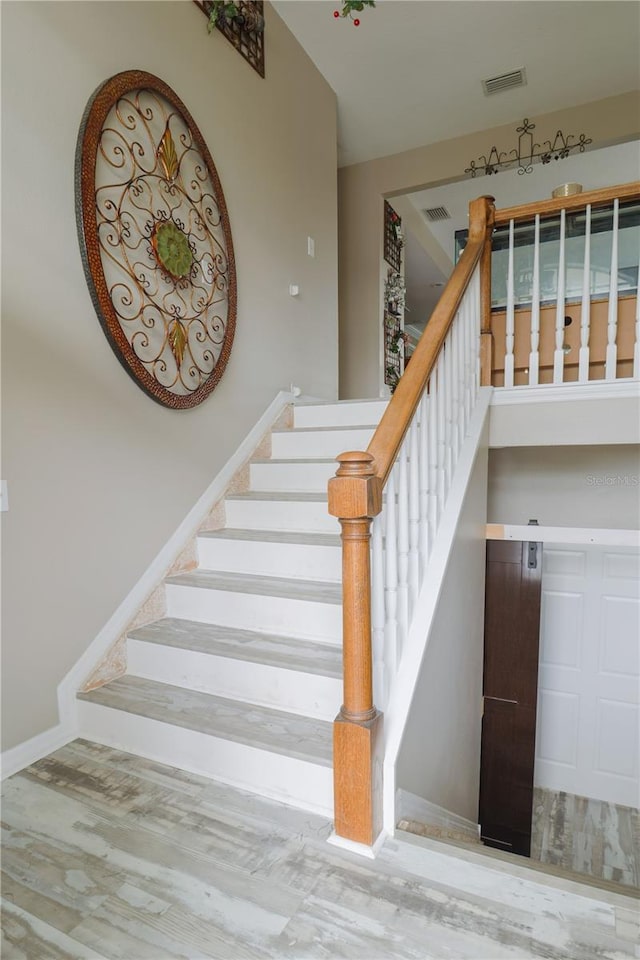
[
  {"left": 249, "top": 458, "right": 337, "bottom": 492},
  {"left": 197, "top": 529, "right": 341, "bottom": 581},
  {"left": 225, "top": 493, "right": 338, "bottom": 534},
  {"left": 271, "top": 425, "right": 377, "bottom": 459},
  {"left": 293, "top": 398, "right": 387, "bottom": 428},
  {"left": 165, "top": 571, "right": 342, "bottom": 643}
]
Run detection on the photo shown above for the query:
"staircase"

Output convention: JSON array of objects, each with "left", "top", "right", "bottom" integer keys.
[{"left": 76, "top": 398, "right": 387, "bottom": 817}]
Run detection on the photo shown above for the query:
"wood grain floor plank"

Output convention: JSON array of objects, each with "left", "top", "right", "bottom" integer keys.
[
  {"left": 1, "top": 898, "right": 107, "bottom": 960},
  {"left": 2, "top": 742, "right": 638, "bottom": 960}
]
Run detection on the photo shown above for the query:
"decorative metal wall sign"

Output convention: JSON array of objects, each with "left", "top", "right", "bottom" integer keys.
[
  {"left": 465, "top": 118, "right": 592, "bottom": 178},
  {"left": 384, "top": 201, "right": 403, "bottom": 271},
  {"left": 195, "top": 1, "right": 265, "bottom": 78},
  {"left": 76, "top": 70, "right": 236, "bottom": 408}
]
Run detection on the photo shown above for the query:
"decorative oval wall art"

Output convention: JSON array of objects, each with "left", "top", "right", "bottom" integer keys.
[{"left": 76, "top": 70, "right": 236, "bottom": 408}]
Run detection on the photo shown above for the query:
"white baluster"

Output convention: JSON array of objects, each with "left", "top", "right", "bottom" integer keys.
[
  {"left": 505, "top": 219, "right": 515, "bottom": 388},
  {"left": 418, "top": 392, "right": 429, "bottom": 571},
  {"left": 397, "top": 443, "right": 410, "bottom": 657},
  {"left": 553, "top": 208, "right": 567, "bottom": 384},
  {"left": 635, "top": 256, "right": 640, "bottom": 380},
  {"left": 408, "top": 418, "right": 420, "bottom": 614},
  {"left": 454, "top": 308, "right": 466, "bottom": 463},
  {"left": 466, "top": 276, "right": 476, "bottom": 408},
  {"left": 578, "top": 204, "right": 592, "bottom": 383},
  {"left": 371, "top": 514, "right": 386, "bottom": 709},
  {"left": 436, "top": 350, "right": 447, "bottom": 520},
  {"left": 384, "top": 467, "right": 398, "bottom": 677},
  {"left": 450, "top": 314, "right": 461, "bottom": 464},
  {"left": 474, "top": 267, "right": 481, "bottom": 397},
  {"left": 444, "top": 335, "right": 454, "bottom": 494},
  {"left": 529, "top": 214, "right": 541, "bottom": 385},
  {"left": 428, "top": 367, "right": 439, "bottom": 542},
  {"left": 606, "top": 198, "right": 620, "bottom": 381},
  {"left": 462, "top": 291, "right": 472, "bottom": 433}
]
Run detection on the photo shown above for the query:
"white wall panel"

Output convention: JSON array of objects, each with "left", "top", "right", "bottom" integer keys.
[
  {"left": 535, "top": 545, "right": 640, "bottom": 807},
  {"left": 536, "top": 690, "right": 579, "bottom": 767},
  {"left": 540, "top": 592, "right": 583, "bottom": 668}
]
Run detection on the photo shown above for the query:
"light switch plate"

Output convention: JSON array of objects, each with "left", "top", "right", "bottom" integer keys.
[{"left": 1, "top": 480, "right": 8, "bottom": 512}]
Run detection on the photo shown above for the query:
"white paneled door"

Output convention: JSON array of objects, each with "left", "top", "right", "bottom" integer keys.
[{"left": 535, "top": 545, "right": 640, "bottom": 808}]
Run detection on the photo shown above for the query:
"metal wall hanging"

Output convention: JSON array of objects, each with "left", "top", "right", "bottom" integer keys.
[
  {"left": 195, "top": 1, "right": 265, "bottom": 77},
  {"left": 384, "top": 201, "right": 403, "bottom": 271},
  {"left": 76, "top": 70, "right": 237, "bottom": 409},
  {"left": 465, "top": 118, "right": 592, "bottom": 178}
]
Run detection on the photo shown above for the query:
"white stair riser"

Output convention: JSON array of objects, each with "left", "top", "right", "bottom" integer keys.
[
  {"left": 225, "top": 499, "right": 338, "bottom": 534},
  {"left": 271, "top": 427, "right": 376, "bottom": 459},
  {"left": 250, "top": 460, "right": 336, "bottom": 492},
  {"left": 197, "top": 536, "right": 341, "bottom": 581},
  {"left": 127, "top": 639, "right": 341, "bottom": 721},
  {"left": 77, "top": 701, "right": 333, "bottom": 817},
  {"left": 294, "top": 400, "right": 387, "bottom": 428},
  {"left": 166, "top": 583, "right": 341, "bottom": 643}
]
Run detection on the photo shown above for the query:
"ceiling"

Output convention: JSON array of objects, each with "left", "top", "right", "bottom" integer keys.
[{"left": 272, "top": 1, "right": 640, "bottom": 168}]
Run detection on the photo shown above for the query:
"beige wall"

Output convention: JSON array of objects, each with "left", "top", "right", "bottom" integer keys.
[
  {"left": 488, "top": 446, "right": 640, "bottom": 529},
  {"left": 338, "top": 91, "right": 640, "bottom": 399},
  {"left": 396, "top": 427, "right": 489, "bottom": 822},
  {"left": 1, "top": 1, "right": 338, "bottom": 750}
]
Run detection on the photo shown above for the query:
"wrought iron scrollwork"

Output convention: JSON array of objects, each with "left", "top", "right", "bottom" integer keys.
[
  {"left": 465, "top": 118, "right": 592, "bottom": 178},
  {"left": 76, "top": 71, "right": 237, "bottom": 408}
]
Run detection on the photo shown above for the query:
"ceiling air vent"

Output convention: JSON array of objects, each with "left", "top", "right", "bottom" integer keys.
[
  {"left": 482, "top": 68, "right": 527, "bottom": 96},
  {"left": 422, "top": 205, "right": 451, "bottom": 222}
]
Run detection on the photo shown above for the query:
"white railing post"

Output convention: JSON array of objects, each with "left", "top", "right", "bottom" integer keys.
[
  {"left": 397, "top": 445, "right": 410, "bottom": 656},
  {"left": 384, "top": 466, "right": 398, "bottom": 677},
  {"left": 408, "top": 419, "right": 420, "bottom": 616},
  {"left": 578, "top": 204, "right": 592, "bottom": 383},
  {"left": 635, "top": 258, "right": 640, "bottom": 380},
  {"left": 505, "top": 219, "right": 515, "bottom": 387},
  {"left": 553, "top": 208, "right": 567, "bottom": 384},
  {"left": 418, "top": 392, "right": 430, "bottom": 574},
  {"left": 606, "top": 199, "right": 620, "bottom": 381},
  {"left": 371, "top": 515, "right": 386, "bottom": 709},
  {"left": 529, "top": 214, "right": 541, "bottom": 385}
]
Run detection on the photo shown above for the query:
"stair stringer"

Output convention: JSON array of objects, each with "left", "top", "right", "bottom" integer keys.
[
  {"left": 381, "top": 387, "right": 492, "bottom": 836},
  {"left": 55, "top": 390, "right": 296, "bottom": 743}
]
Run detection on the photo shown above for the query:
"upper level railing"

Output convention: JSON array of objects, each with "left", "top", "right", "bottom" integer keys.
[
  {"left": 329, "top": 182, "right": 640, "bottom": 849},
  {"left": 483, "top": 182, "right": 640, "bottom": 387}
]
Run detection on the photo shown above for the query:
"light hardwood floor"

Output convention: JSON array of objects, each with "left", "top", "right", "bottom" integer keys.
[
  {"left": 2, "top": 740, "right": 638, "bottom": 959},
  {"left": 531, "top": 787, "right": 640, "bottom": 889}
]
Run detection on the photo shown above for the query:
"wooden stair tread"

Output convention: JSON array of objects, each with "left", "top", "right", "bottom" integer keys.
[
  {"left": 78, "top": 676, "right": 333, "bottom": 767},
  {"left": 165, "top": 569, "right": 341, "bottom": 603},
  {"left": 129, "top": 618, "right": 342, "bottom": 677},
  {"left": 198, "top": 528, "right": 341, "bottom": 547}
]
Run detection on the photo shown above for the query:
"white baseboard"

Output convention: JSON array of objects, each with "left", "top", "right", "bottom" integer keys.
[
  {"left": 395, "top": 788, "right": 479, "bottom": 842},
  {"left": 56, "top": 389, "right": 295, "bottom": 734},
  {"left": 491, "top": 378, "right": 640, "bottom": 405},
  {"left": 327, "top": 829, "right": 388, "bottom": 860},
  {"left": 1, "top": 722, "right": 75, "bottom": 780}
]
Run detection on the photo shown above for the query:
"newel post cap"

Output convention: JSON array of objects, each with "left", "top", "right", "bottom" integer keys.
[{"left": 328, "top": 451, "right": 382, "bottom": 519}]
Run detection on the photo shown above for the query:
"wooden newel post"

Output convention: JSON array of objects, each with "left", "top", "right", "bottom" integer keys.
[
  {"left": 469, "top": 196, "right": 496, "bottom": 387},
  {"left": 328, "top": 451, "right": 384, "bottom": 846}
]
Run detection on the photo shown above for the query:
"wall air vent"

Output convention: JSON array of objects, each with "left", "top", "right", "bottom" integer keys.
[
  {"left": 482, "top": 68, "right": 527, "bottom": 96},
  {"left": 422, "top": 205, "right": 451, "bottom": 222}
]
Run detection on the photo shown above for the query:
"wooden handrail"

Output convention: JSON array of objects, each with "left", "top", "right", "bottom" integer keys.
[
  {"left": 368, "top": 196, "right": 495, "bottom": 487},
  {"left": 327, "top": 194, "right": 495, "bottom": 848},
  {"left": 494, "top": 180, "right": 640, "bottom": 226}
]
